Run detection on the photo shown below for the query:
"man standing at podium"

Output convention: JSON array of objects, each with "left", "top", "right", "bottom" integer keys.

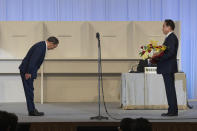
[
  {"left": 152, "top": 19, "right": 179, "bottom": 116},
  {"left": 19, "top": 36, "right": 59, "bottom": 116}
]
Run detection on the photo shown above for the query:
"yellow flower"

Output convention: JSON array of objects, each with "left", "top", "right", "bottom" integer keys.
[
  {"left": 150, "top": 40, "right": 158, "bottom": 46},
  {"left": 161, "top": 46, "right": 166, "bottom": 51},
  {"left": 142, "top": 51, "right": 149, "bottom": 60},
  {"left": 155, "top": 48, "right": 160, "bottom": 52}
]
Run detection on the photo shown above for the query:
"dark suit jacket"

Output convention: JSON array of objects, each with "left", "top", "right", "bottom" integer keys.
[
  {"left": 157, "top": 33, "right": 179, "bottom": 74},
  {"left": 19, "top": 41, "right": 46, "bottom": 79}
]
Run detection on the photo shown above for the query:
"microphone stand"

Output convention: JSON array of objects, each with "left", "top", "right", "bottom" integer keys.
[{"left": 90, "top": 33, "right": 108, "bottom": 120}]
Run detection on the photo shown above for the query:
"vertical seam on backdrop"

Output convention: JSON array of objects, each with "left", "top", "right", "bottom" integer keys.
[
  {"left": 20, "top": 0, "right": 23, "bottom": 21},
  {"left": 189, "top": 0, "right": 193, "bottom": 98},
  {"left": 126, "top": 0, "right": 129, "bottom": 20},
  {"left": 137, "top": 0, "right": 140, "bottom": 20},
  {"left": 57, "top": 0, "right": 60, "bottom": 21},
  {"left": 150, "top": 0, "right": 152, "bottom": 20},
  {"left": 5, "top": 0, "right": 7, "bottom": 20},
  {"left": 71, "top": 0, "right": 73, "bottom": 21},
  {"left": 161, "top": 0, "right": 163, "bottom": 20},
  {"left": 105, "top": 0, "right": 107, "bottom": 20}
]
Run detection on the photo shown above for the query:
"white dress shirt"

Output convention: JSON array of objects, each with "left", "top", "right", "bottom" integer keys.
[{"left": 45, "top": 41, "right": 48, "bottom": 57}]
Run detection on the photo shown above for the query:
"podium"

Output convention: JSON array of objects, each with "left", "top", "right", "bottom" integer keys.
[{"left": 121, "top": 72, "right": 187, "bottom": 110}]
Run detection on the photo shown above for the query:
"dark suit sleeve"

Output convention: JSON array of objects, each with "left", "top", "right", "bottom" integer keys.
[
  {"left": 158, "top": 37, "right": 177, "bottom": 62},
  {"left": 26, "top": 47, "right": 43, "bottom": 74}
]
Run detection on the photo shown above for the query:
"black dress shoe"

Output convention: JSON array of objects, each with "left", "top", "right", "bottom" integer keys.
[
  {"left": 29, "top": 109, "right": 44, "bottom": 116},
  {"left": 161, "top": 112, "right": 178, "bottom": 117}
]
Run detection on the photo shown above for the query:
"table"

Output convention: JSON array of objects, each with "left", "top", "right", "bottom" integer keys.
[{"left": 121, "top": 73, "right": 187, "bottom": 110}]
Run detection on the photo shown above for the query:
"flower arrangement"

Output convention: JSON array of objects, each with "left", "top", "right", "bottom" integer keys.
[{"left": 139, "top": 40, "right": 166, "bottom": 60}]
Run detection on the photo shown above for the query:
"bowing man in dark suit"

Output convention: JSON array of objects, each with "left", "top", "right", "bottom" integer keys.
[
  {"left": 152, "top": 19, "right": 179, "bottom": 116},
  {"left": 19, "top": 36, "right": 59, "bottom": 116}
]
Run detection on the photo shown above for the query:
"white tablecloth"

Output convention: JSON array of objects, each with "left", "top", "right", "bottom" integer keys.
[{"left": 121, "top": 73, "right": 187, "bottom": 110}]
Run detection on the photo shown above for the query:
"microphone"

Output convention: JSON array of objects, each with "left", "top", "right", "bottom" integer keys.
[{"left": 96, "top": 32, "right": 100, "bottom": 40}]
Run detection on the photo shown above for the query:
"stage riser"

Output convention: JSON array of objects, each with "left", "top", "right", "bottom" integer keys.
[
  {"left": 152, "top": 123, "right": 197, "bottom": 131},
  {"left": 17, "top": 122, "right": 197, "bottom": 131}
]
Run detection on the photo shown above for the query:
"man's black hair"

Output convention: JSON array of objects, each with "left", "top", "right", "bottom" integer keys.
[
  {"left": 165, "top": 19, "right": 175, "bottom": 30},
  {"left": 131, "top": 118, "right": 152, "bottom": 131},
  {"left": 47, "top": 36, "right": 59, "bottom": 45},
  {"left": 120, "top": 118, "right": 134, "bottom": 131},
  {"left": 0, "top": 110, "right": 18, "bottom": 131}
]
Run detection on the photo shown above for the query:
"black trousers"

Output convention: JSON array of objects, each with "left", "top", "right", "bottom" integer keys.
[
  {"left": 20, "top": 72, "right": 35, "bottom": 112},
  {"left": 162, "top": 73, "right": 178, "bottom": 113}
]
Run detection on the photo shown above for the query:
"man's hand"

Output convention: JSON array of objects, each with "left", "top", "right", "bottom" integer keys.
[
  {"left": 25, "top": 73, "right": 31, "bottom": 80},
  {"left": 150, "top": 58, "right": 156, "bottom": 64},
  {"left": 152, "top": 51, "right": 165, "bottom": 59},
  {"left": 152, "top": 52, "right": 160, "bottom": 58}
]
